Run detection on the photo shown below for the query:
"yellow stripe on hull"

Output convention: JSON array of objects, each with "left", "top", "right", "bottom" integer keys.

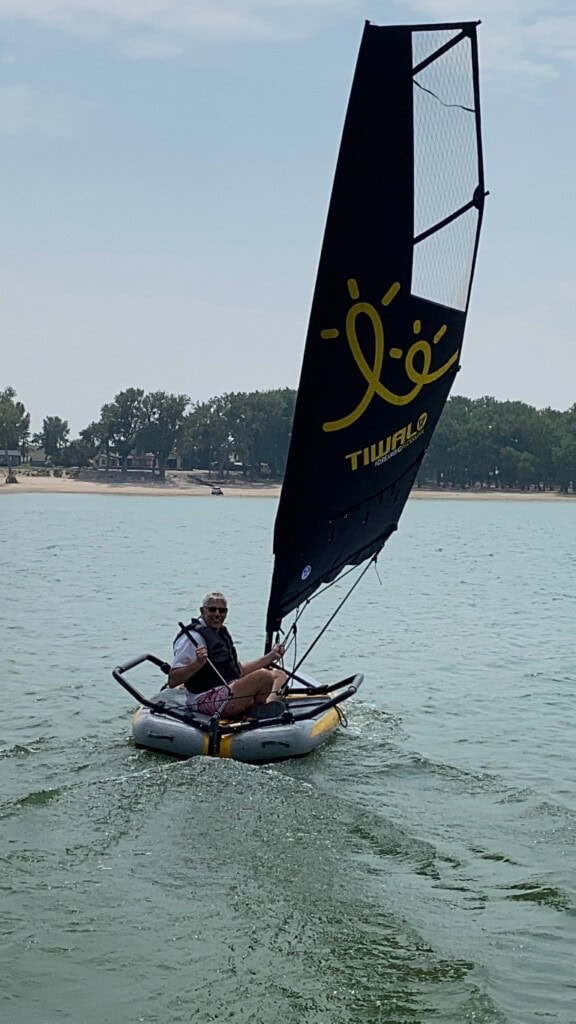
[
  {"left": 309, "top": 706, "right": 340, "bottom": 738},
  {"left": 218, "top": 733, "right": 235, "bottom": 759},
  {"left": 131, "top": 689, "right": 348, "bottom": 763}
]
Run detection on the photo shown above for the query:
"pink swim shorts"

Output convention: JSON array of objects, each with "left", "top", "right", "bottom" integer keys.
[{"left": 190, "top": 683, "right": 234, "bottom": 717}]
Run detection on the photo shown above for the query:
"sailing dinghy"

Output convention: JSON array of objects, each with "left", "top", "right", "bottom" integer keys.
[{"left": 113, "top": 20, "right": 486, "bottom": 763}]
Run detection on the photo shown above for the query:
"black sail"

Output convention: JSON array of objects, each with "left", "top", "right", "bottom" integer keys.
[{"left": 266, "top": 22, "right": 486, "bottom": 635}]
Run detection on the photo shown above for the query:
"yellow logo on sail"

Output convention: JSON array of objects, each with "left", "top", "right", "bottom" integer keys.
[
  {"left": 344, "top": 413, "right": 428, "bottom": 472},
  {"left": 320, "top": 279, "right": 458, "bottom": 432}
]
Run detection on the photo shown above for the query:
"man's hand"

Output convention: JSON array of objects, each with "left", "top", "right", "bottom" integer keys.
[
  {"left": 168, "top": 644, "right": 209, "bottom": 687},
  {"left": 266, "top": 643, "right": 285, "bottom": 665}
]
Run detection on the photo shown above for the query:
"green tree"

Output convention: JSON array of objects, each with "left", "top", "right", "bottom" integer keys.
[
  {"left": 225, "top": 389, "right": 296, "bottom": 479},
  {"left": 421, "top": 395, "right": 476, "bottom": 487},
  {"left": 100, "top": 388, "right": 144, "bottom": 478},
  {"left": 218, "top": 392, "right": 254, "bottom": 477},
  {"left": 178, "top": 389, "right": 296, "bottom": 480},
  {"left": 422, "top": 395, "right": 549, "bottom": 491},
  {"left": 251, "top": 388, "right": 296, "bottom": 479},
  {"left": 553, "top": 405, "right": 576, "bottom": 493},
  {"left": 497, "top": 446, "right": 523, "bottom": 488},
  {"left": 79, "top": 421, "right": 106, "bottom": 456},
  {"left": 32, "top": 415, "right": 70, "bottom": 462},
  {"left": 0, "top": 386, "right": 30, "bottom": 482},
  {"left": 516, "top": 451, "right": 537, "bottom": 489},
  {"left": 536, "top": 408, "right": 565, "bottom": 490},
  {"left": 80, "top": 419, "right": 115, "bottom": 474},
  {"left": 179, "top": 399, "right": 231, "bottom": 474},
  {"left": 56, "top": 419, "right": 112, "bottom": 473},
  {"left": 59, "top": 441, "right": 88, "bottom": 468},
  {"left": 554, "top": 437, "right": 576, "bottom": 493},
  {"left": 59, "top": 429, "right": 100, "bottom": 469},
  {"left": 138, "top": 391, "right": 190, "bottom": 481}
]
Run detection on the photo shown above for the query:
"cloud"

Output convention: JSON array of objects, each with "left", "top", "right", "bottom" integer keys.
[
  {"left": 406, "top": 0, "right": 576, "bottom": 77},
  {"left": 117, "top": 35, "right": 185, "bottom": 60},
  {"left": 525, "top": 14, "right": 576, "bottom": 64},
  {"left": 0, "top": 1, "right": 363, "bottom": 53},
  {"left": 0, "top": 0, "right": 574, "bottom": 76},
  {"left": 0, "top": 84, "right": 94, "bottom": 136},
  {"left": 0, "top": 0, "right": 325, "bottom": 40}
]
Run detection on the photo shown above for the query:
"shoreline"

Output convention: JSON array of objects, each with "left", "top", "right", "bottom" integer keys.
[
  {"left": 0, "top": 475, "right": 280, "bottom": 498},
  {"left": 1, "top": 474, "right": 574, "bottom": 501}
]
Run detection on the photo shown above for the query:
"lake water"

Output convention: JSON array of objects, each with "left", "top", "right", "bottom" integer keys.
[{"left": 1, "top": 493, "right": 575, "bottom": 1024}]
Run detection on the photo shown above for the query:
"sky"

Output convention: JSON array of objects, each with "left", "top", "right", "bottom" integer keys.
[{"left": 1, "top": 0, "right": 575, "bottom": 434}]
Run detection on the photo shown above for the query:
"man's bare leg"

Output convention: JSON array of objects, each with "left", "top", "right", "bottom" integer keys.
[
  {"left": 265, "top": 668, "right": 288, "bottom": 703},
  {"left": 221, "top": 668, "right": 288, "bottom": 718}
]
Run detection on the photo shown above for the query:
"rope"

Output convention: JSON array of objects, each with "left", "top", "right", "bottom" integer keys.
[
  {"left": 414, "top": 78, "right": 475, "bottom": 114},
  {"left": 291, "top": 555, "right": 378, "bottom": 674}
]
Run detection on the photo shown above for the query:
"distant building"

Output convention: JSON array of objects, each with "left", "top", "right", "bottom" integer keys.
[
  {"left": 127, "top": 452, "right": 154, "bottom": 471},
  {"left": 0, "top": 449, "right": 22, "bottom": 467},
  {"left": 91, "top": 451, "right": 157, "bottom": 471},
  {"left": 28, "top": 446, "right": 48, "bottom": 467},
  {"left": 93, "top": 453, "right": 121, "bottom": 470}
]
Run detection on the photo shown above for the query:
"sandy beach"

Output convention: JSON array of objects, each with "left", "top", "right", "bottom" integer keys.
[
  {"left": 1, "top": 471, "right": 574, "bottom": 500},
  {"left": 0, "top": 472, "right": 281, "bottom": 498}
]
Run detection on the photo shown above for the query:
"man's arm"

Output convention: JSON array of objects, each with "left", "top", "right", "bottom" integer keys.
[
  {"left": 168, "top": 663, "right": 199, "bottom": 688},
  {"left": 240, "top": 643, "right": 285, "bottom": 677},
  {"left": 168, "top": 633, "right": 207, "bottom": 688}
]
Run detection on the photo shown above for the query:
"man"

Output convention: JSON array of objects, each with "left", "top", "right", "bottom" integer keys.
[{"left": 168, "top": 591, "right": 287, "bottom": 718}]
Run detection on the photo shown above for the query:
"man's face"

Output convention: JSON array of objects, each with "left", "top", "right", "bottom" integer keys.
[{"left": 201, "top": 599, "right": 228, "bottom": 630}]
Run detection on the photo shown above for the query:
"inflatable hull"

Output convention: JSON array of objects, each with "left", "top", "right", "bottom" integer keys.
[
  {"left": 113, "top": 653, "right": 362, "bottom": 764},
  {"left": 132, "top": 692, "right": 344, "bottom": 763}
]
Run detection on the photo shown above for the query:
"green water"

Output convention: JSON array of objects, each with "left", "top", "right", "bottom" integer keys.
[{"left": 1, "top": 493, "right": 575, "bottom": 1023}]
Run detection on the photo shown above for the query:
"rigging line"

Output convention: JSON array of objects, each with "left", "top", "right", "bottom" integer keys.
[
  {"left": 292, "top": 555, "right": 378, "bottom": 675},
  {"left": 299, "top": 560, "right": 367, "bottom": 608},
  {"left": 313, "top": 561, "right": 363, "bottom": 597},
  {"left": 283, "top": 555, "right": 384, "bottom": 655},
  {"left": 279, "top": 562, "right": 371, "bottom": 659},
  {"left": 285, "top": 600, "right": 311, "bottom": 645},
  {"left": 413, "top": 78, "right": 475, "bottom": 114},
  {"left": 293, "top": 600, "right": 310, "bottom": 623},
  {"left": 272, "top": 619, "right": 299, "bottom": 661}
]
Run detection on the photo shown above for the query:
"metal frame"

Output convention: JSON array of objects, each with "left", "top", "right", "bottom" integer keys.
[{"left": 112, "top": 654, "right": 362, "bottom": 749}]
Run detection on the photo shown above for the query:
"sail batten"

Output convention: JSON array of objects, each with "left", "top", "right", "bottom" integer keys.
[{"left": 266, "top": 21, "right": 485, "bottom": 636}]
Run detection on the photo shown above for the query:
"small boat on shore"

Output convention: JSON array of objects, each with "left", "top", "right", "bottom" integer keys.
[{"left": 113, "top": 20, "right": 486, "bottom": 763}]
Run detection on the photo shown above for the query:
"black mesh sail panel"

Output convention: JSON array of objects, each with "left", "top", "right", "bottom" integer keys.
[{"left": 266, "top": 22, "right": 486, "bottom": 635}]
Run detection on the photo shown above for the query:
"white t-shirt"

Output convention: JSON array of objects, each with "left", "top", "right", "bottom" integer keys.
[{"left": 171, "top": 620, "right": 206, "bottom": 669}]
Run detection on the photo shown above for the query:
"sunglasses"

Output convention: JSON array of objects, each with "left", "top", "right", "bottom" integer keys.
[{"left": 205, "top": 606, "right": 228, "bottom": 615}]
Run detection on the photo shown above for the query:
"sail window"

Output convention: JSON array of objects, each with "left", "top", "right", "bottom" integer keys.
[{"left": 412, "top": 30, "right": 481, "bottom": 312}]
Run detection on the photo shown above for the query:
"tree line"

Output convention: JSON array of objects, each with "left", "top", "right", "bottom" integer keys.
[
  {"left": 2, "top": 384, "right": 576, "bottom": 490},
  {"left": 1, "top": 385, "right": 297, "bottom": 481},
  {"left": 419, "top": 396, "right": 576, "bottom": 492}
]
